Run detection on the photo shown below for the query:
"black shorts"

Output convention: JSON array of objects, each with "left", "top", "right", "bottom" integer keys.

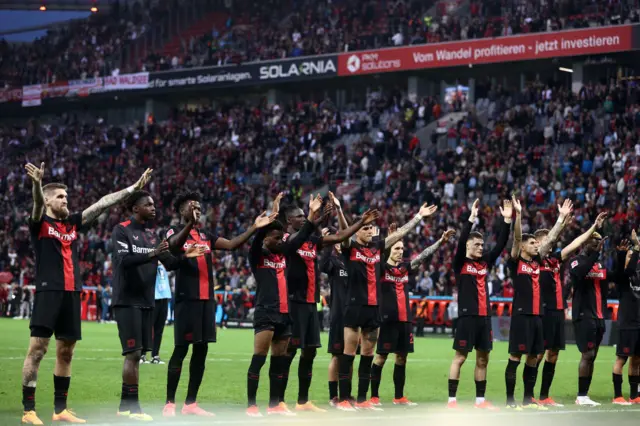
[
  {"left": 253, "top": 308, "right": 292, "bottom": 340},
  {"left": 617, "top": 328, "right": 640, "bottom": 357},
  {"left": 377, "top": 322, "right": 414, "bottom": 354},
  {"left": 30, "top": 291, "right": 82, "bottom": 341},
  {"left": 573, "top": 318, "right": 606, "bottom": 353},
  {"left": 343, "top": 305, "right": 381, "bottom": 330},
  {"left": 508, "top": 315, "right": 544, "bottom": 355},
  {"left": 543, "top": 310, "right": 566, "bottom": 351},
  {"left": 174, "top": 299, "right": 217, "bottom": 346},
  {"left": 453, "top": 316, "right": 492, "bottom": 352},
  {"left": 114, "top": 306, "right": 152, "bottom": 355},
  {"left": 289, "top": 302, "right": 321, "bottom": 349}
]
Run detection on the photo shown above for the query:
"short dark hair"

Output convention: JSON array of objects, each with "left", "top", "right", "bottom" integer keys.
[
  {"left": 534, "top": 229, "right": 549, "bottom": 239},
  {"left": 173, "top": 191, "right": 201, "bottom": 214},
  {"left": 264, "top": 220, "right": 284, "bottom": 234},
  {"left": 126, "top": 190, "right": 151, "bottom": 211},
  {"left": 522, "top": 233, "right": 536, "bottom": 243},
  {"left": 42, "top": 183, "right": 68, "bottom": 194},
  {"left": 468, "top": 231, "right": 484, "bottom": 241},
  {"left": 283, "top": 204, "right": 303, "bottom": 218}
]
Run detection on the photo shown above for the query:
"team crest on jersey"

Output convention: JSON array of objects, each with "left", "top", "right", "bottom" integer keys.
[
  {"left": 571, "top": 260, "right": 579, "bottom": 268},
  {"left": 166, "top": 228, "right": 175, "bottom": 238}
]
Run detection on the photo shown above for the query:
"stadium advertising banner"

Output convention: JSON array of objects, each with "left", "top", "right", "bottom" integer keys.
[
  {"left": 338, "top": 25, "right": 639, "bottom": 76},
  {"left": 147, "top": 55, "right": 338, "bottom": 90}
]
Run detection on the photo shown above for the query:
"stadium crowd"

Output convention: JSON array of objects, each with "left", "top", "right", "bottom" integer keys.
[
  {"left": 2, "top": 0, "right": 640, "bottom": 85},
  {"left": 2, "top": 70, "right": 640, "bottom": 320}
]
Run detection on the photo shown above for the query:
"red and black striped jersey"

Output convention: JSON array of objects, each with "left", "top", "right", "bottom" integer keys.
[
  {"left": 380, "top": 261, "right": 412, "bottom": 323},
  {"left": 541, "top": 252, "right": 565, "bottom": 311},
  {"left": 343, "top": 240, "right": 385, "bottom": 306},
  {"left": 167, "top": 227, "right": 219, "bottom": 302},
  {"left": 453, "top": 221, "right": 510, "bottom": 317},
  {"left": 283, "top": 232, "right": 322, "bottom": 304},
  {"left": 508, "top": 255, "right": 543, "bottom": 316},
  {"left": 569, "top": 252, "right": 608, "bottom": 320},
  {"left": 28, "top": 213, "right": 87, "bottom": 292},
  {"left": 249, "top": 220, "right": 315, "bottom": 314}
]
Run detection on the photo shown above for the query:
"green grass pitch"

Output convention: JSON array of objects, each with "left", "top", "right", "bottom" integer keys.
[{"left": 1, "top": 318, "right": 640, "bottom": 425}]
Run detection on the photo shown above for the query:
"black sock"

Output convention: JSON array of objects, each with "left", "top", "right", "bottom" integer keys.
[
  {"left": 53, "top": 375, "right": 70, "bottom": 414},
  {"left": 127, "top": 384, "right": 140, "bottom": 414},
  {"left": 329, "top": 381, "right": 338, "bottom": 400},
  {"left": 166, "top": 346, "right": 188, "bottom": 404},
  {"left": 475, "top": 379, "right": 487, "bottom": 399},
  {"left": 185, "top": 345, "right": 207, "bottom": 405},
  {"left": 448, "top": 379, "right": 459, "bottom": 398},
  {"left": 523, "top": 365, "right": 537, "bottom": 404},
  {"left": 247, "top": 355, "right": 266, "bottom": 407},
  {"left": 22, "top": 386, "right": 36, "bottom": 412},
  {"left": 119, "top": 384, "right": 130, "bottom": 413},
  {"left": 539, "top": 361, "right": 556, "bottom": 400},
  {"left": 279, "top": 354, "right": 294, "bottom": 403},
  {"left": 297, "top": 356, "right": 314, "bottom": 404},
  {"left": 339, "top": 354, "right": 355, "bottom": 401},
  {"left": 269, "top": 356, "right": 285, "bottom": 408},
  {"left": 370, "top": 363, "right": 383, "bottom": 398},
  {"left": 630, "top": 375, "right": 639, "bottom": 399},
  {"left": 393, "top": 364, "right": 406, "bottom": 400},
  {"left": 613, "top": 373, "right": 623, "bottom": 398},
  {"left": 505, "top": 359, "right": 520, "bottom": 404},
  {"left": 578, "top": 376, "right": 590, "bottom": 396},
  {"left": 357, "top": 355, "right": 374, "bottom": 403}
]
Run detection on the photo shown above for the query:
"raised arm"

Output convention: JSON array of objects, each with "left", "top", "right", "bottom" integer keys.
[
  {"left": 25, "top": 162, "right": 45, "bottom": 222},
  {"left": 453, "top": 199, "right": 479, "bottom": 270},
  {"left": 249, "top": 228, "right": 267, "bottom": 268},
  {"left": 82, "top": 168, "right": 153, "bottom": 226},
  {"left": 487, "top": 199, "right": 513, "bottom": 264},
  {"left": 322, "top": 209, "right": 380, "bottom": 245},
  {"left": 411, "top": 229, "right": 455, "bottom": 270},
  {"left": 215, "top": 212, "right": 277, "bottom": 250},
  {"left": 328, "top": 192, "right": 349, "bottom": 231},
  {"left": 539, "top": 199, "right": 573, "bottom": 258},
  {"left": 626, "top": 230, "right": 640, "bottom": 277},
  {"left": 511, "top": 197, "right": 522, "bottom": 259},
  {"left": 167, "top": 205, "right": 197, "bottom": 252},
  {"left": 569, "top": 238, "right": 606, "bottom": 283},
  {"left": 561, "top": 212, "right": 606, "bottom": 261},
  {"left": 385, "top": 203, "right": 437, "bottom": 249}
]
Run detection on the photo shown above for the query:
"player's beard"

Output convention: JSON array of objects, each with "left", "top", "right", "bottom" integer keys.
[{"left": 53, "top": 206, "right": 70, "bottom": 219}]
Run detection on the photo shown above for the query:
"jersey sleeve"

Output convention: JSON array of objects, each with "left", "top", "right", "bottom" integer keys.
[
  {"left": 507, "top": 256, "right": 518, "bottom": 275},
  {"left": 207, "top": 230, "right": 220, "bottom": 248},
  {"left": 568, "top": 252, "right": 599, "bottom": 284},
  {"left": 27, "top": 215, "right": 43, "bottom": 236},
  {"left": 70, "top": 212, "right": 87, "bottom": 232}
]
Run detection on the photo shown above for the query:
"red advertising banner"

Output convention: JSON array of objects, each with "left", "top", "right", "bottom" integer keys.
[{"left": 338, "top": 25, "right": 636, "bottom": 76}]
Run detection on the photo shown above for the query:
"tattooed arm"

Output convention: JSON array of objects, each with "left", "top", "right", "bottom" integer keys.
[
  {"left": 25, "top": 162, "right": 45, "bottom": 222},
  {"left": 385, "top": 203, "right": 438, "bottom": 249},
  {"left": 539, "top": 199, "right": 573, "bottom": 258},
  {"left": 81, "top": 168, "right": 153, "bottom": 226},
  {"left": 410, "top": 229, "right": 455, "bottom": 270}
]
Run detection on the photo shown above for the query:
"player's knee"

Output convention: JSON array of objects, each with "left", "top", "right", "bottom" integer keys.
[
  {"left": 302, "top": 347, "right": 317, "bottom": 359},
  {"left": 57, "top": 347, "right": 74, "bottom": 365},
  {"left": 453, "top": 352, "right": 467, "bottom": 366},
  {"left": 28, "top": 346, "right": 47, "bottom": 363},
  {"left": 476, "top": 357, "right": 488, "bottom": 369},
  {"left": 374, "top": 354, "right": 387, "bottom": 365},
  {"left": 395, "top": 354, "right": 407, "bottom": 366},
  {"left": 581, "top": 350, "right": 596, "bottom": 363},
  {"left": 127, "top": 350, "right": 142, "bottom": 363}
]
